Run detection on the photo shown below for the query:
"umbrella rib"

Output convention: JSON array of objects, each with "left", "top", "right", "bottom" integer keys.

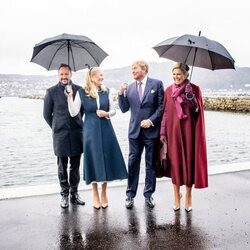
[
  {"left": 154, "top": 36, "right": 180, "bottom": 57},
  {"left": 208, "top": 51, "right": 215, "bottom": 70},
  {"left": 157, "top": 44, "right": 174, "bottom": 58},
  {"left": 73, "top": 41, "right": 100, "bottom": 66},
  {"left": 67, "top": 40, "right": 70, "bottom": 66},
  {"left": 69, "top": 42, "right": 76, "bottom": 71},
  {"left": 184, "top": 46, "right": 195, "bottom": 65},
  {"left": 48, "top": 43, "right": 66, "bottom": 70}
]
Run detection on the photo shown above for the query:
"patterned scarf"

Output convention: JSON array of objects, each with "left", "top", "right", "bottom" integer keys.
[{"left": 171, "top": 80, "right": 199, "bottom": 120}]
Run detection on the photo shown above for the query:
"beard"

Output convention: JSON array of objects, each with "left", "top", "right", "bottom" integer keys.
[{"left": 60, "top": 78, "right": 69, "bottom": 84}]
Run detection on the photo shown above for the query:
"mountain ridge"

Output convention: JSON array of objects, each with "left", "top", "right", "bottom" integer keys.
[{"left": 1, "top": 61, "right": 250, "bottom": 97}]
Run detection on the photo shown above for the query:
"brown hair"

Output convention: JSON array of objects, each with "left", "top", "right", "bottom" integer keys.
[
  {"left": 58, "top": 64, "right": 72, "bottom": 72},
  {"left": 172, "top": 63, "right": 189, "bottom": 77}
]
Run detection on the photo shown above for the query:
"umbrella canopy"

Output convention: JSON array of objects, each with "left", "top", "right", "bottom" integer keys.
[
  {"left": 153, "top": 33, "right": 235, "bottom": 70},
  {"left": 31, "top": 33, "right": 108, "bottom": 71}
]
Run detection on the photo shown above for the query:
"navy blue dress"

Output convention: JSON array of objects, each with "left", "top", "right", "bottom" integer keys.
[{"left": 79, "top": 88, "right": 128, "bottom": 184}]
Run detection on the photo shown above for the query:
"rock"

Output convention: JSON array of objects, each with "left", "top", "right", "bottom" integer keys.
[{"left": 203, "top": 97, "right": 250, "bottom": 112}]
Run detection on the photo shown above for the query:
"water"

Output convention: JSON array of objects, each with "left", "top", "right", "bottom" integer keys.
[{"left": 1, "top": 97, "right": 250, "bottom": 189}]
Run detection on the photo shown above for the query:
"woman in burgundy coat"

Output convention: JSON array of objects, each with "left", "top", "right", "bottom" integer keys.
[{"left": 160, "top": 63, "right": 208, "bottom": 212}]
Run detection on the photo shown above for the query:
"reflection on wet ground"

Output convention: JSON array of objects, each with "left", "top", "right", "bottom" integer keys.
[
  {"left": 57, "top": 204, "right": 207, "bottom": 249},
  {"left": 59, "top": 206, "right": 85, "bottom": 249},
  {"left": 1, "top": 171, "right": 250, "bottom": 249}
]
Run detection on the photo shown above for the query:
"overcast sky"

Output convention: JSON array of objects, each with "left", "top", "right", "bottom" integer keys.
[{"left": 0, "top": 0, "right": 248, "bottom": 75}]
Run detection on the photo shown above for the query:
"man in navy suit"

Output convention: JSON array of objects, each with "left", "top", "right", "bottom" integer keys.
[{"left": 118, "top": 60, "right": 164, "bottom": 209}]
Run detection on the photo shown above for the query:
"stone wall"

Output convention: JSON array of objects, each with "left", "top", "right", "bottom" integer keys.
[
  {"left": 203, "top": 97, "right": 250, "bottom": 112},
  {"left": 23, "top": 94, "right": 250, "bottom": 112}
]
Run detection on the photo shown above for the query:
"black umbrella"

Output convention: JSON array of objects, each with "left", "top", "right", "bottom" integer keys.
[
  {"left": 153, "top": 31, "right": 235, "bottom": 80},
  {"left": 31, "top": 33, "right": 108, "bottom": 71}
]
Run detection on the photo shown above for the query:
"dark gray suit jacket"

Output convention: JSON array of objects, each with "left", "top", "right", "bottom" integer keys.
[
  {"left": 43, "top": 82, "right": 83, "bottom": 157},
  {"left": 118, "top": 77, "right": 164, "bottom": 139}
]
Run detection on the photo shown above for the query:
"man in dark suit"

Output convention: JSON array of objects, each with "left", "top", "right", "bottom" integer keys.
[
  {"left": 118, "top": 60, "right": 164, "bottom": 209},
  {"left": 43, "top": 64, "right": 85, "bottom": 208}
]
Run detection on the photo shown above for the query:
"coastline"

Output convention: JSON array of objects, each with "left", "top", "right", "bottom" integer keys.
[
  {"left": 1, "top": 161, "right": 250, "bottom": 200},
  {"left": 20, "top": 94, "right": 250, "bottom": 112}
]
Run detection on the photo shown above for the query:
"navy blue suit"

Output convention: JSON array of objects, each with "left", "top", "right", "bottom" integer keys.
[{"left": 119, "top": 77, "right": 164, "bottom": 198}]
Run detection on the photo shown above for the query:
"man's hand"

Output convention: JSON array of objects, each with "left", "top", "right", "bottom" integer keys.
[
  {"left": 119, "top": 83, "right": 127, "bottom": 95},
  {"left": 66, "top": 85, "right": 73, "bottom": 100},
  {"left": 141, "top": 119, "right": 152, "bottom": 128}
]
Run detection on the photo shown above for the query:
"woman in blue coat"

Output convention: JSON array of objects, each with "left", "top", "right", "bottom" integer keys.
[{"left": 67, "top": 67, "right": 127, "bottom": 209}]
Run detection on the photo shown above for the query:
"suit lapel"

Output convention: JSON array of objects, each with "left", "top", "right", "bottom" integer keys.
[
  {"left": 132, "top": 81, "right": 141, "bottom": 102},
  {"left": 141, "top": 78, "right": 152, "bottom": 103}
]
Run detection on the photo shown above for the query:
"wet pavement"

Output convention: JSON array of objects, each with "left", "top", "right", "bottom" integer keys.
[{"left": 0, "top": 170, "right": 250, "bottom": 249}]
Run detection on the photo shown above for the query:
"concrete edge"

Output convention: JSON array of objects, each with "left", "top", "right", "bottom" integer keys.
[{"left": 1, "top": 161, "right": 250, "bottom": 200}]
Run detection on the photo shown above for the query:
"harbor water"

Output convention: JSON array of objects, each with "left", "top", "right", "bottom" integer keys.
[{"left": 1, "top": 97, "right": 250, "bottom": 189}]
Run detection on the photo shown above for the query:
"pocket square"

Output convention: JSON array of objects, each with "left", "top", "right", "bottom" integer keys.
[{"left": 151, "top": 89, "right": 155, "bottom": 93}]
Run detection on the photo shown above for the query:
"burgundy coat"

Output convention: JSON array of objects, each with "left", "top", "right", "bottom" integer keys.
[{"left": 158, "top": 83, "right": 208, "bottom": 188}]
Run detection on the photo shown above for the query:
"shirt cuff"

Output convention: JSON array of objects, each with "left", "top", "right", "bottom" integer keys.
[{"left": 147, "top": 119, "right": 154, "bottom": 127}]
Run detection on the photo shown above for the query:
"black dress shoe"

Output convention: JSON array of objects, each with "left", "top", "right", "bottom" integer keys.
[
  {"left": 145, "top": 197, "right": 155, "bottom": 208},
  {"left": 125, "top": 197, "right": 134, "bottom": 209},
  {"left": 61, "top": 195, "right": 69, "bottom": 208},
  {"left": 70, "top": 194, "right": 85, "bottom": 205}
]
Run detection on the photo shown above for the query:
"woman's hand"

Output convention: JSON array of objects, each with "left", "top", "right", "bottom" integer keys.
[
  {"left": 160, "top": 136, "right": 167, "bottom": 144},
  {"left": 96, "top": 110, "right": 109, "bottom": 118}
]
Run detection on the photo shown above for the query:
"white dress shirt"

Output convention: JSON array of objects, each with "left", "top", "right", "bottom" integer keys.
[
  {"left": 137, "top": 76, "right": 148, "bottom": 97},
  {"left": 68, "top": 90, "right": 116, "bottom": 118}
]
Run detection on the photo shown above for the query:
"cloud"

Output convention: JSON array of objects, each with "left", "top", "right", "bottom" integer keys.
[{"left": 0, "top": 0, "right": 248, "bottom": 74}]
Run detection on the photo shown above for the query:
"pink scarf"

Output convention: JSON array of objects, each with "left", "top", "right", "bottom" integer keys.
[{"left": 171, "top": 81, "right": 188, "bottom": 120}]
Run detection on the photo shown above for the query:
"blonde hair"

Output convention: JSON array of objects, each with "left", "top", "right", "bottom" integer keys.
[
  {"left": 84, "top": 67, "right": 107, "bottom": 98},
  {"left": 172, "top": 63, "right": 190, "bottom": 78},
  {"left": 132, "top": 60, "right": 149, "bottom": 73}
]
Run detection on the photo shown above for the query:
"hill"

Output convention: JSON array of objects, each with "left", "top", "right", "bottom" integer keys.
[{"left": 1, "top": 61, "right": 250, "bottom": 97}]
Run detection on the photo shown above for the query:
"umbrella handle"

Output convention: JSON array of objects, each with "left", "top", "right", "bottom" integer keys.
[
  {"left": 185, "top": 92, "right": 195, "bottom": 101},
  {"left": 185, "top": 82, "right": 195, "bottom": 100}
]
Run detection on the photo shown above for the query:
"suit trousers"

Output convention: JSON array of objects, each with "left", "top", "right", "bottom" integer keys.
[
  {"left": 57, "top": 155, "right": 81, "bottom": 196},
  {"left": 126, "top": 132, "right": 157, "bottom": 198}
]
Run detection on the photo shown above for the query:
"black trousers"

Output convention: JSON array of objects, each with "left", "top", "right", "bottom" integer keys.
[
  {"left": 57, "top": 155, "right": 81, "bottom": 196},
  {"left": 126, "top": 132, "right": 157, "bottom": 199}
]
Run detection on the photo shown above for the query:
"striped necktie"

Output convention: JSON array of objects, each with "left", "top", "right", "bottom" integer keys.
[{"left": 138, "top": 81, "right": 143, "bottom": 101}]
